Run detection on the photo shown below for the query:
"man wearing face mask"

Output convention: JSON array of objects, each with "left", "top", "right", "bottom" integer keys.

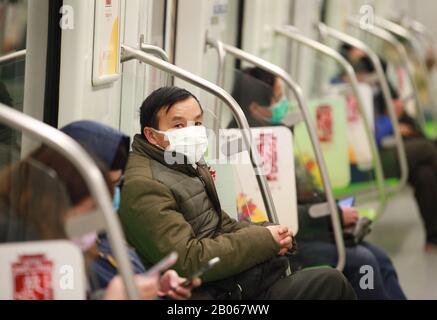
[{"left": 119, "top": 86, "right": 356, "bottom": 300}]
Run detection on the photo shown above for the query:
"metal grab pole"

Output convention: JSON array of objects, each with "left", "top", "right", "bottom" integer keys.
[
  {"left": 207, "top": 37, "right": 227, "bottom": 137},
  {"left": 0, "top": 104, "right": 139, "bottom": 300},
  {"left": 122, "top": 35, "right": 173, "bottom": 86},
  {"left": 347, "top": 18, "right": 426, "bottom": 128},
  {"left": 275, "top": 26, "right": 387, "bottom": 216},
  {"left": 0, "top": 50, "right": 26, "bottom": 65},
  {"left": 205, "top": 39, "right": 346, "bottom": 271},
  {"left": 140, "top": 36, "right": 173, "bottom": 87},
  {"left": 316, "top": 23, "right": 409, "bottom": 194},
  {"left": 374, "top": 16, "right": 413, "bottom": 40},
  {"left": 120, "top": 45, "right": 279, "bottom": 224},
  {"left": 373, "top": 16, "right": 437, "bottom": 117},
  {"left": 206, "top": 37, "right": 227, "bottom": 157},
  {"left": 139, "top": 37, "right": 170, "bottom": 62},
  {"left": 403, "top": 17, "right": 435, "bottom": 46}
]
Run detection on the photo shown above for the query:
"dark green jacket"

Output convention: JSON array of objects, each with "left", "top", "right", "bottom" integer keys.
[{"left": 119, "top": 135, "right": 279, "bottom": 283}]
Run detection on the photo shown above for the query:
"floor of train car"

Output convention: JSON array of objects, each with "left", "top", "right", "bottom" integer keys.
[{"left": 365, "top": 188, "right": 437, "bottom": 300}]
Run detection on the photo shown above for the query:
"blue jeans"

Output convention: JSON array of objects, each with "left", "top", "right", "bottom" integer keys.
[{"left": 296, "top": 240, "right": 406, "bottom": 300}]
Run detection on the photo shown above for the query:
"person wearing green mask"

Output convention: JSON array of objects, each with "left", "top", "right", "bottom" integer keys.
[
  {"left": 230, "top": 67, "right": 406, "bottom": 300},
  {"left": 229, "top": 67, "right": 289, "bottom": 127}
]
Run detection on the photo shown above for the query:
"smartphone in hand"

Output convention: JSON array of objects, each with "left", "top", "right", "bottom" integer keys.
[
  {"left": 181, "top": 257, "right": 221, "bottom": 287},
  {"left": 338, "top": 196, "right": 355, "bottom": 209}
]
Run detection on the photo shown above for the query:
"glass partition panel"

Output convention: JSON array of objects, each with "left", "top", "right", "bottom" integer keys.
[
  {"left": 0, "top": 0, "right": 27, "bottom": 160},
  {"left": 0, "top": 131, "right": 108, "bottom": 298}
]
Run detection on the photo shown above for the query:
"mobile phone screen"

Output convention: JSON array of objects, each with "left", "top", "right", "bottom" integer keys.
[
  {"left": 181, "top": 257, "right": 221, "bottom": 287},
  {"left": 338, "top": 196, "right": 355, "bottom": 209}
]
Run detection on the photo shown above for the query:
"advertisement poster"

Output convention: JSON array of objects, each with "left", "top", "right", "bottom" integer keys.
[
  {"left": 92, "top": 0, "right": 121, "bottom": 86},
  {"left": 0, "top": 241, "right": 86, "bottom": 300},
  {"left": 344, "top": 84, "right": 374, "bottom": 170},
  {"left": 214, "top": 127, "right": 298, "bottom": 235},
  {"left": 293, "top": 97, "right": 350, "bottom": 189}
]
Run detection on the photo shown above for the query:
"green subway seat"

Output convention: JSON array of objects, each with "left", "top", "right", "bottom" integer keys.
[
  {"left": 333, "top": 178, "right": 400, "bottom": 197},
  {"left": 424, "top": 120, "right": 437, "bottom": 140}
]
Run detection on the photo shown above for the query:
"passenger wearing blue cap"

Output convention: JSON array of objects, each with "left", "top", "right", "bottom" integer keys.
[
  {"left": 61, "top": 120, "right": 130, "bottom": 210},
  {"left": 60, "top": 120, "right": 201, "bottom": 300}
]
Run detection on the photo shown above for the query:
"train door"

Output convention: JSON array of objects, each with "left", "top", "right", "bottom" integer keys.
[{"left": 119, "top": 0, "right": 172, "bottom": 139}]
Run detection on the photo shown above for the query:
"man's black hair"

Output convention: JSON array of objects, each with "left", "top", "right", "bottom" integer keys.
[
  {"left": 243, "top": 67, "right": 276, "bottom": 89},
  {"left": 339, "top": 43, "right": 353, "bottom": 59},
  {"left": 355, "top": 56, "right": 375, "bottom": 73},
  {"left": 140, "top": 86, "right": 202, "bottom": 134}
]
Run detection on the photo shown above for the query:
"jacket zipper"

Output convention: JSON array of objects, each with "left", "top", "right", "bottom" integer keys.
[
  {"left": 199, "top": 176, "right": 206, "bottom": 187},
  {"left": 196, "top": 166, "right": 222, "bottom": 236},
  {"left": 196, "top": 167, "right": 206, "bottom": 187}
]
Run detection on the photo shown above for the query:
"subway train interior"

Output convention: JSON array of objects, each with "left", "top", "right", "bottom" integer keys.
[{"left": 1, "top": 0, "right": 437, "bottom": 302}]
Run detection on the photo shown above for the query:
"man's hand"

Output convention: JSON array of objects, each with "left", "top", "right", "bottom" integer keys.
[
  {"left": 267, "top": 225, "right": 294, "bottom": 255},
  {"left": 342, "top": 207, "right": 359, "bottom": 226},
  {"left": 399, "top": 123, "right": 416, "bottom": 137},
  {"left": 158, "top": 270, "right": 201, "bottom": 300}
]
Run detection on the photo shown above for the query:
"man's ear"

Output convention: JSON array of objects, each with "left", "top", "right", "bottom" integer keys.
[
  {"left": 248, "top": 102, "right": 258, "bottom": 114},
  {"left": 143, "top": 127, "right": 158, "bottom": 145}
]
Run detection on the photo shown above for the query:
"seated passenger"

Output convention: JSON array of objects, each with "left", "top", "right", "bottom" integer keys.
[
  {"left": 230, "top": 67, "right": 406, "bottom": 300},
  {"left": 374, "top": 85, "right": 437, "bottom": 251},
  {"left": 294, "top": 159, "right": 406, "bottom": 300},
  {"left": 60, "top": 120, "right": 200, "bottom": 300},
  {"left": 119, "top": 86, "right": 356, "bottom": 300},
  {"left": 0, "top": 144, "right": 196, "bottom": 300}
]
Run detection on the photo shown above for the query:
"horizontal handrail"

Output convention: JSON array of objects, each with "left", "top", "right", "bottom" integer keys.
[
  {"left": 0, "top": 50, "right": 26, "bottom": 66},
  {"left": 374, "top": 16, "right": 413, "bottom": 41}
]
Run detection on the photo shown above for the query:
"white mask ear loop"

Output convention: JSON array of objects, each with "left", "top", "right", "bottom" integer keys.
[{"left": 150, "top": 128, "right": 167, "bottom": 150}]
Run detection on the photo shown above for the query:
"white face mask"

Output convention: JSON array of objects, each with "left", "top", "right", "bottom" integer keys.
[
  {"left": 154, "top": 125, "right": 208, "bottom": 165},
  {"left": 72, "top": 232, "right": 97, "bottom": 251}
]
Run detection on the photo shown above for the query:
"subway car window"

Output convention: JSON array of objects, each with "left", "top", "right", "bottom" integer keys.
[
  {"left": 0, "top": 0, "right": 27, "bottom": 165},
  {"left": 2, "top": 0, "right": 437, "bottom": 307}
]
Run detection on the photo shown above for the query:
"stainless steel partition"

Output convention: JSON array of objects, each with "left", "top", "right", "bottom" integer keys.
[{"left": 205, "top": 38, "right": 346, "bottom": 270}]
